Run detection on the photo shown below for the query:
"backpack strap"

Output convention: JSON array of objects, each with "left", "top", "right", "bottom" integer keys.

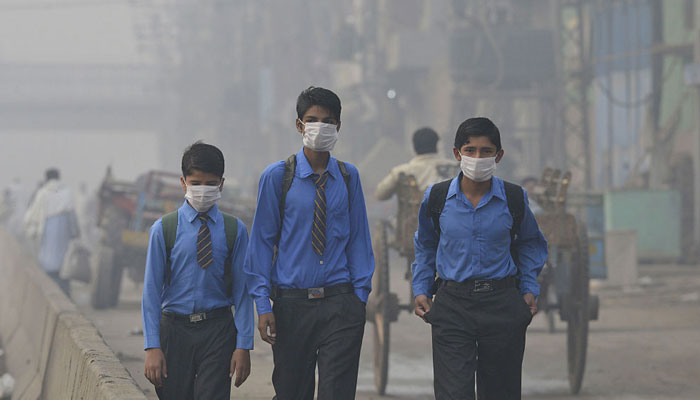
[
  {"left": 221, "top": 213, "right": 239, "bottom": 298},
  {"left": 503, "top": 180, "right": 525, "bottom": 266},
  {"left": 161, "top": 211, "right": 179, "bottom": 286},
  {"left": 276, "top": 154, "right": 297, "bottom": 244},
  {"left": 335, "top": 160, "right": 352, "bottom": 212},
  {"left": 426, "top": 179, "right": 452, "bottom": 236}
]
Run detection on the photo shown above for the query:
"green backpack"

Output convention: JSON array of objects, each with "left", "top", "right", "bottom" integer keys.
[{"left": 161, "top": 211, "right": 238, "bottom": 297}]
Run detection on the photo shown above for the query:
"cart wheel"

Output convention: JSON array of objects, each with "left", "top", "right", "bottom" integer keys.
[
  {"left": 90, "top": 244, "right": 123, "bottom": 309},
  {"left": 567, "top": 223, "right": 590, "bottom": 394},
  {"left": 537, "top": 264, "right": 556, "bottom": 333},
  {"left": 372, "top": 220, "right": 391, "bottom": 395}
]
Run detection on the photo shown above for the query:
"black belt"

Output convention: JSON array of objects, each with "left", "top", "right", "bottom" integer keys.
[
  {"left": 162, "top": 306, "right": 231, "bottom": 323},
  {"left": 443, "top": 276, "right": 518, "bottom": 293},
  {"left": 271, "top": 283, "right": 353, "bottom": 300}
]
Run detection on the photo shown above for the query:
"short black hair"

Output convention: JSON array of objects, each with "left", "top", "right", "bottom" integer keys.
[
  {"left": 181, "top": 141, "right": 225, "bottom": 178},
  {"left": 45, "top": 168, "right": 60, "bottom": 181},
  {"left": 454, "top": 117, "right": 502, "bottom": 151},
  {"left": 296, "top": 86, "right": 342, "bottom": 121},
  {"left": 412, "top": 127, "right": 439, "bottom": 155}
]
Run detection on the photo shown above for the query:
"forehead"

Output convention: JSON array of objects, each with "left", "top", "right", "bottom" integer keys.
[
  {"left": 302, "top": 105, "right": 336, "bottom": 120},
  {"left": 185, "top": 169, "right": 221, "bottom": 182},
  {"left": 462, "top": 135, "right": 497, "bottom": 149}
]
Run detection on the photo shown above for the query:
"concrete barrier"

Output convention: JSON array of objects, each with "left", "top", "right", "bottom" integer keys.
[{"left": 0, "top": 230, "right": 146, "bottom": 400}]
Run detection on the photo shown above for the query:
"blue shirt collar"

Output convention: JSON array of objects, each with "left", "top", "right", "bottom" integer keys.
[
  {"left": 446, "top": 174, "right": 506, "bottom": 203},
  {"left": 179, "top": 200, "right": 223, "bottom": 225},
  {"left": 295, "top": 147, "right": 340, "bottom": 180}
]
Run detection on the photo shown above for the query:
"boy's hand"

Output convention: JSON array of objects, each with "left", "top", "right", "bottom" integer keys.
[
  {"left": 258, "top": 312, "right": 276, "bottom": 345},
  {"left": 229, "top": 349, "right": 251, "bottom": 387},
  {"left": 414, "top": 294, "right": 433, "bottom": 323},
  {"left": 144, "top": 348, "right": 167, "bottom": 388},
  {"left": 523, "top": 293, "right": 538, "bottom": 315}
]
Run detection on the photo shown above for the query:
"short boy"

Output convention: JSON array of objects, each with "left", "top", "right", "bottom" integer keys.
[{"left": 142, "top": 142, "right": 254, "bottom": 399}]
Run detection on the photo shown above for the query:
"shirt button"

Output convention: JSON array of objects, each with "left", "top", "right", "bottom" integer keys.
[{"left": 320, "top": 260, "right": 324, "bottom": 265}]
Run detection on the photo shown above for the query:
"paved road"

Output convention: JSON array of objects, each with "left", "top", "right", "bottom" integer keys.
[{"left": 72, "top": 263, "right": 700, "bottom": 399}]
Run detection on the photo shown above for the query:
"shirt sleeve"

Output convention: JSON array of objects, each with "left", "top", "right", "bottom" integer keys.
[
  {"left": 231, "top": 219, "right": 254, "bottom": 350},
  {"left": 142, "top": 219, "right": 166, "bottom": 350},
  {"left": 375, "top": 168, "right": 398, "bottom": 201},
  {"left": 513, "top": 189, "right": 549, "bottom": 296},
  {"left": 411, "top": 187, "right": 439, "bottom": 298},
  {"left": 345, "top": 165, "right": 375, "bottom": 302},
  {"left": 244, "top": 163, "right": 283, "bottom": 316}
]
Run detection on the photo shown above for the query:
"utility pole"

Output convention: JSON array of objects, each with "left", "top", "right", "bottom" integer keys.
[{"left": 556, "top": 0, "right": 592, "bottom": 189}]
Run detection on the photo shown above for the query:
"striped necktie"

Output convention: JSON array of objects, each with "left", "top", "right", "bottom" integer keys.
[
  {"left": 312, "top": 171, "right": 329, "bottom": 256},
  {"left": 197, "top": 213, "right": 213, "bottom": 269}
]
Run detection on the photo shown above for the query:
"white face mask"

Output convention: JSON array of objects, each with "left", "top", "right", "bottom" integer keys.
[
  {"left": 185, "top": 184, "right": 221, "bottom": 212},
  {"left": 300, "top": 119, "right": 339, "bottom": 152},
  {"left": 460, "top": 155, "right": 496, "bottom": 182}
]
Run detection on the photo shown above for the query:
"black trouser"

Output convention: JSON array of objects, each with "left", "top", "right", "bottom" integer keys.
[
  {"left": 156, "top": 310, "right": 236, "bottom": 400},
  {"left": 271, "top": 292, "right": 366, "bottom": 400},
  {"left": 425, "top": 285, "right": 533, "bottom": 400}
]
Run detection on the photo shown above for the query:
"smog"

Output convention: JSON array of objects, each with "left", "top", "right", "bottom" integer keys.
[{"left": 1, "top": 1, "right": 699, "bottom": 399}]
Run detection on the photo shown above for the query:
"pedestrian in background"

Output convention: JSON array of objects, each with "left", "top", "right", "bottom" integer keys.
[{"left": 23, "top": 168, "right": 79, "bottom": 296}]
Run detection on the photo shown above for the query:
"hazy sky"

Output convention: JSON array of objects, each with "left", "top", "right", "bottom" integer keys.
[{"left": 0, "top": 1, "right": 141, "bottom": 64}]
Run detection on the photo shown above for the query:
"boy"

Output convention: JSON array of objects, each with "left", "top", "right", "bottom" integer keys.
[
  {"left": 142, "top": 142, "right": 253, "bottom": 399},
  {"left": 245, "top": 86, "right": 374, "bottom": 399},
  {"left": 412, "top": 117, "right": 548, "bottom": 399}
]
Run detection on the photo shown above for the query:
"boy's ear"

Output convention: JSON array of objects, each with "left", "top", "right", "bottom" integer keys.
[
  {"left": 453, "top": 147, "right": 461, "bottom": 161},
  {"left": 296, "top": 118, "right": 304, "bottom": 134},
  {"left": 336, "top": 121, "right": 342, "bottom": 131},
  {"left": 180, "top": 176, "right": 187, "bottom": 192},
  {"left": 219, "top": 177, "right": 225, "bottom": 192},
  {"left": 495, "top": 149, "right": 505, "bottom": 163}
]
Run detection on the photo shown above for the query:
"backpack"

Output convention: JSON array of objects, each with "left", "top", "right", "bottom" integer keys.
[
  {"left": 276, "top": 154, "right": 352, "bottom": 243},
  {"left": 427, "top": 179, "right": 525, "bottom": 265},
  {"left": 161, "top": 211, "right": 238, "bottom": 297}
]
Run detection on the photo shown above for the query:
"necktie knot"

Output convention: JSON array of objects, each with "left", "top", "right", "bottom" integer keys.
[
  {"left": 315, "top": 171, "right": 329, "bottom": 188},
  {"left": 197, "top": 213, "right": 209, "bottom": 222}
]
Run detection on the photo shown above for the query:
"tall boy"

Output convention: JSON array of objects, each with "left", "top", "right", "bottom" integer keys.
[
  {"left": 245, "top": 86, "right": 374, "bottom": 399},
  {"left": 142, "top": 142, "right": 253, "bottom": 399},
  {"left": 413, "top": 117, "right": 548, "bottom": 399}
]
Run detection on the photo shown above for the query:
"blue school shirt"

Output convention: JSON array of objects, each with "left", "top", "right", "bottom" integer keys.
[
  {"left": 244, "top": 148, "right": 375, "bottom": 315},
  {"left": 141, "top": 201, "right": 254, "bottom": 350},
  {"left": 412, "top": 175, "right": 548, "bottom": 298}
]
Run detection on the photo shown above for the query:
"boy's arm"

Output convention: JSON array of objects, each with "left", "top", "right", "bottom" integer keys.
[
  {"left": 231, "top": 219, "right": 254, "bottom": 350},
  {"left": 513, "top": 189, "right": 549, "bottom": 296},
  {"left": 345, "top": 167, "right": 374, "bottom": 302},
  {"left": 244, "top": 163, "right": 283, "bottom": 316},
  {"left": 411, "top": 187, "right": 440, "bottom": 298},
  {"left": 142, "top": 220, "right": 166, "bottom": 350}
]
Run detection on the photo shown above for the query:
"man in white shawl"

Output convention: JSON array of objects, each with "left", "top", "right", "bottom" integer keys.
[{"left": 24, "top": 169, "right": 79, "bottom": 295}]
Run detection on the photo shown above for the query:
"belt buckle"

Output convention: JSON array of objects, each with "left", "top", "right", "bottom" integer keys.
[
  {"left": 473, "top": 280, "right": 492, "bottom": 293},
  {"left": 308, "top": 287, "right": 325, "bottom": 299},
  {"left": 189, "top": 312, "right": 205, "bottom": 323}
]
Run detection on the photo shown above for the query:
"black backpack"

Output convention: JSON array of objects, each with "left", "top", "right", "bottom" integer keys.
[
  {"left": 426, "top": 179, "right": 525, "bottom": 265},
  {"left": 276, "top": 154, "right": 352, "bottom": 243}
]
